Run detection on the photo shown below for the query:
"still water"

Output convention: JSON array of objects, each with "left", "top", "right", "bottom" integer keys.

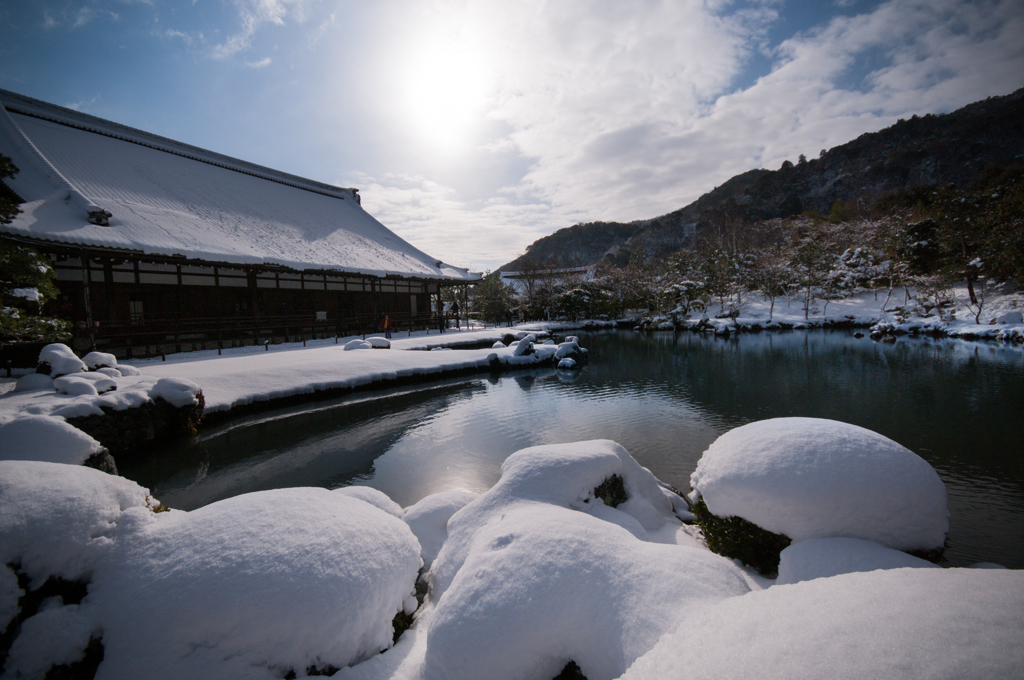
[{"left": 120, "top": 330, "right": 1024, "bottom": 569}]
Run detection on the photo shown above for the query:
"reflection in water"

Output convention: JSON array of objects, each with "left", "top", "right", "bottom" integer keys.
[{"left": 120, "top": 330, "right": 1024, "bottom": 568}]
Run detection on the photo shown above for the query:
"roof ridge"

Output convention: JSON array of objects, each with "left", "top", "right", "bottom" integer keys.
[{"left": 0, "top": 88, "right": 357, "bottom": 203}]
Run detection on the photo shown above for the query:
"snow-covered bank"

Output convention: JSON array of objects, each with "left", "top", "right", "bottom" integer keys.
[
  {"left": 652, "top": 286, "right": 1024, "bottom": 342},
  {"left": 0, "top": 332, "right": 581, "bottom": 436},
  {"left": 1, "top": 423, "right": 1020, "bottom": 679}
]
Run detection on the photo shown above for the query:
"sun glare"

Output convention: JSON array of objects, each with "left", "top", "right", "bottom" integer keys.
[{"left": 401, "top": 31, "right": 491, "bottom": 154}]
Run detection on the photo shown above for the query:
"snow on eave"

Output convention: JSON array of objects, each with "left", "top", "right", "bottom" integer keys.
[
  {"left": 0, "top": 90, "right": 481, "bottom": 282},
  {"left": 0, "top": 231, "right": 481, "bottom": 282},
  {"left": 0, "top": 89, "right": 357, "bottom": 203}
]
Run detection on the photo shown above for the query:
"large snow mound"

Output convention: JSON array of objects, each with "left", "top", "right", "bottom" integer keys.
[
  {"left": 89, "top": 488, "right": 421, "bottom": 680},
  {"left": 0, "top": 415, "right": 104, "bottom": 465},
  {"left": 621, "top": 568, "right": 1024, "bottom": 680},
  {"left": 690, "top": 418, "right": 948, "bottom": 551},
  {"left": 0, "top": 461, "right": 152, "bottom": 585},
  {"left": 425, "top": 441, "right": 751, "bottom": 680},
  {"left": 426, "top": 505, "right": 751, "bottom": 680},
  {"left": 431, "top": 440, "right": 675, "bottom": 597}
]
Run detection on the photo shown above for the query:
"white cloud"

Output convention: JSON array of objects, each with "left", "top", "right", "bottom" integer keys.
[
  {"left": 349, "top": 172, "right": 569, "bottom": 272},
  {"left": 162, "top": 28, "right": 197, "bottom": 46},
  {"left": 245, "top": 57, "right": 273, "bottom": 68},
  {"left": 211, "top": 0, "right": 315, "bottom": 59},
  {"left": 356, "top": 0, "right": 1022, "bottom": 268},
  {"left": 65, "top": 95, "right": 100, "bottom": 112}
]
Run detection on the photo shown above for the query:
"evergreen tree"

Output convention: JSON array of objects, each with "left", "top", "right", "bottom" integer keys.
[{"left": 1, "top": 154, "right": 73, "bottom": 343}]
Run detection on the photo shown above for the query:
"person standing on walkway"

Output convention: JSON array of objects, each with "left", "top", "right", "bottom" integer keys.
[{"left": 451, "top": 301, "right": 460, "bottom": 330}]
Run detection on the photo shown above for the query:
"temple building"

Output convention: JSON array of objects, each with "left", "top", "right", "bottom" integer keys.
[{"left": 0, "top": 89, "right": 478, "bottom": 356}]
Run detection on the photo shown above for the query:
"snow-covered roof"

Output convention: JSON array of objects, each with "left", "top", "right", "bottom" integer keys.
[{"left": 0, "top": 89, "right": 478, "bottom": 281}]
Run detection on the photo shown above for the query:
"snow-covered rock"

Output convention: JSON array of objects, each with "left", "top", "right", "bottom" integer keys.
[
  {"left": 995, "top": 310, "right": 1023, "bottom": 324},
  {"left": 366, "top": 336, "right": 391, "bottom": 349},
  {"left": 149, "top": 377, "right": 201, "bottom": 407},
  {"left": 37, "top": 344, "right": 86, "bottom": 377},
  {"left": 114, "top": 364, "right": 141, "bottom": 376},
  {"left": 4, "top": 604, "right": 99, "bottom": 680},
  {"left": 621, "top": 568, "right": 1024, "bottom": 680},
  {"left": 335, "top": 485, "right": 403, "bottom": 518},
  {"left": 53, "top": 373, "right": 117, "bottom": 396},
  {"left": 13, "top": 373, "right": 54, "bottom": 392},
  {"left": 344, "top": 339, "right": 373, "bottom": 350},
  {"left": 690, "top": 418, "right": 948, "bottom": 552},
  {"left": 491, "top": 340, "right": 505, "bottom": 349},
  {"left": 82, "top": 351, "right": 117, "bottom": 370},
  {"left": 0, "top": 461, "right": 153, "bottom": 585},
  {"left": 0, "top": 564, "right": 22, "bottom": 631},
  {"left": 557, "top": 358, "right": 577, "bottom": 369},
  {"left": 402, "top": 490, "right": 479, "bottom": 570},
  {"left": 776, "top": 537, "right": 940, "bottom": 585},
  {"left": 0, "top": 415, "right": 105, "bottom": 466},
  {"left": 425, "top": 441, "right": 751, "bottom": 680},
  {"left": 512, "top": 339, "right": 533, "bottom": 356},
  {"left": 89, "top": 488, "right": 422, "bottom": 679}
]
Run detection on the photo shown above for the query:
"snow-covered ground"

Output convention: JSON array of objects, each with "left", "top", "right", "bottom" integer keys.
[
  {"left": 1, "top": 428, "right": 1020, "bottom": 679},
  {"left": 0, "top": 306, "right": 1021, "bottom": 677}
]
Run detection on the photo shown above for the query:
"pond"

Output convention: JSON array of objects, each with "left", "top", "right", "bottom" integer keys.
[{"left": 120, "top": 330, "right": 1024, "bottom": 569}]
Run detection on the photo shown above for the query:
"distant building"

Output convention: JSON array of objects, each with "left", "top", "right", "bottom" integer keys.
[{"left": 0, "top": 89, "right": 479, "bottom": 356}]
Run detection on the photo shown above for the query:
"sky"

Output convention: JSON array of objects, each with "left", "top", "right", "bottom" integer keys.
[{"left": 1, "top": 1, "right": 1021, "bottom": 273}]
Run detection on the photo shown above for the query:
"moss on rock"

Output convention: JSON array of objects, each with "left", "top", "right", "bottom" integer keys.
[
  {"left": 691, "top": 498, "right": 791, "bottom": 577},
  {"left": 593, "top": 475, "right": 627, "bottom": 508}
]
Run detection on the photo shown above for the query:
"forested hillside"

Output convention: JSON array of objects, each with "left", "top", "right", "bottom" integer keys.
[{"left": 501, "top": 88, "right": 1024, "bottom": 272}]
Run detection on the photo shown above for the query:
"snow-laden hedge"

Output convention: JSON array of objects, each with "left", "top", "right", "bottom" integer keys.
[{"left": 690, "top": 417, "right": 948, "bottom": 567}]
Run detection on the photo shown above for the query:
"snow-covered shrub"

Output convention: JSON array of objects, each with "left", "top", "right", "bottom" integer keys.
[
  {"left": 114, "top": 364, "right": 141, "bottom": 377},
  {"left": 0, "top": 415, "right": 106, "bottom": 466},
  {"left": 89, "top": 488, "right": 422, "bottom": 679},
  {"left": 689, "top": 418, "right": 948, "bottom": 574},
  {"left": 425, "top": 441, "right": 751, "bottom": 680},
  {"left": 36, "top": 343, "right": 86, "bottom": 378}
]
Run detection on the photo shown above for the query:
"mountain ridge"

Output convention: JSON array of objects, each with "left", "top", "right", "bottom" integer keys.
[{"left": 500, "top": 88, "right": 1024, "bottom": 272}]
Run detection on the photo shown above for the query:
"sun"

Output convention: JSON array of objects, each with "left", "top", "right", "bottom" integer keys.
[{"left": 401, "top": 29, "right": 491, "bottom": 154}]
